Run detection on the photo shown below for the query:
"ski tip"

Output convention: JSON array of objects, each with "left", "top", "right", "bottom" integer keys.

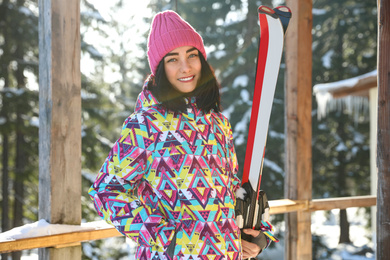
[
  {"left": 258, "top": 5, "right": 278, "bottom": 19},
  {"left": 273, "top": 6, "right": 292, "bottom": 34},
  {"left": 258, "top": 5, "right": 274, "bottom": 15},
  {"left": 274, "top": 6, "right": 292, "bottom": 19}
]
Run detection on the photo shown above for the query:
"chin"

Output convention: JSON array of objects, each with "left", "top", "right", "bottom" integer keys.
[
  {"left": 183, "top": 89, "right": 196, "bottom": 94},
  {"left": 175, "top": 85, "right": 197, "bottom": 94}
]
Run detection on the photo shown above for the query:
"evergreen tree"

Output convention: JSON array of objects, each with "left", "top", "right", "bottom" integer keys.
[
  {"left": 0, "top": 1, "right": 143, "bottom": 258},
  {"left": 0, "top": 1, "right": 39, "bottom": 259},
  {"left": 80, "top": 1, "right": 154, "bottom": 258}
]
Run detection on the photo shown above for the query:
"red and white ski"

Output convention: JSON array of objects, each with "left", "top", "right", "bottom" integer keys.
[{"left": 236, "top": 5, "right": 291, "bottom": 235}]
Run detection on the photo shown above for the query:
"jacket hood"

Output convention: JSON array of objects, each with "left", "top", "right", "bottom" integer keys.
[{"left": 134, "top": 86, "right": 160, "bottom": 113}]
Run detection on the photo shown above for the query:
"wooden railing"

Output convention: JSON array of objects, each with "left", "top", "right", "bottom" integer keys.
[{"left": 0, "top": 195, "right": 376, "bottom": 253}]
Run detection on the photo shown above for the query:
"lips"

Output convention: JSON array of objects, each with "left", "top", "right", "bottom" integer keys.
[{"left": 178, "top": 75, "right": 195, "bottom": 82}]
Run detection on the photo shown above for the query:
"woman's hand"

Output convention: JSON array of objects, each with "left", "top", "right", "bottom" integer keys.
[{"left": 241, "top": 229, "right": 262, "bottom": 259}]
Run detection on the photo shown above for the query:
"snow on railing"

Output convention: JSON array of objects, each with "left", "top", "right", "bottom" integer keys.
[
  {"left": 0, "top": 219, "right": 111, "bottom": 243},
  {"left": 0, "top": 220, "right": 121, "bottom": 253}
]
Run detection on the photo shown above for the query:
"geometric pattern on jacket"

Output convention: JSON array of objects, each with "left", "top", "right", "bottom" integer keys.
[{"left": 89, "top": 86, "right": 242, "bottom": 259}]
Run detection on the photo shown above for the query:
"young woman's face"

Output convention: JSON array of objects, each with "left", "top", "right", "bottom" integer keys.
[{"left": 163, "top": 46, "right": 202, "bottom": 94}]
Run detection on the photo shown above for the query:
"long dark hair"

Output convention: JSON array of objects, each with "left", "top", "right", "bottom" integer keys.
[{"left": 147, "top": 51, "right": 221, "bottom": 113}]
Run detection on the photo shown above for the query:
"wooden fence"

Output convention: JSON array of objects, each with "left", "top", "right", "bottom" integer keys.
[{"left": 0, "top": 195, "right": 376, "bottom": 254}]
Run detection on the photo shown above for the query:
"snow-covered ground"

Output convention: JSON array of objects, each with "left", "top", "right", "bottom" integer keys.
[
  {"left": 1, "top": 208, "right": 375, "bottom": 260},
  {"left": 260, "top": 207, "right": 375, "bottom": 260}
]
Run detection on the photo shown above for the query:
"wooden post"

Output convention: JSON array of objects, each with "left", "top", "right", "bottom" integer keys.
[
  {"left": 369, "top": 87, "right": 378, "bottom": 242},
  {"left": 377, "top": 0, "right": 390, "bottom": 259},
  {"left": 284, "top": 1, "right": 313, "bottom": 259},
  {"left": 38, "top": 0, "right": 81, "bottom": 259}
]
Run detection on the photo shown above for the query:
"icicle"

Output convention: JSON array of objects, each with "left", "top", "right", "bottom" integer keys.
[
  {"left": 315, "top": 93, "right": 369, "bottom": 124},
  {"left": 316, "top": 91, "right": 333, "bottom": 120}
]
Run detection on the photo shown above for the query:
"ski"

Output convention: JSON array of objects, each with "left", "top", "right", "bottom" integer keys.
[{"left": 236, "top": 5, "right": 291, "bottom": 236}]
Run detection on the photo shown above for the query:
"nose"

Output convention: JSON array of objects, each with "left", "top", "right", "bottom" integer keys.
[{"left": 180, "top": 59, "right": 191, "bottom": 73}]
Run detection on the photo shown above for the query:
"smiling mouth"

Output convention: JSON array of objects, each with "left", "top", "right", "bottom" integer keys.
[{"left": 178, "top": 75, "right": 195, "bottom": 82}]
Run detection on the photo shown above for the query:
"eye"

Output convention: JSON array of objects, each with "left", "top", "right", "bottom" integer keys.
[
  {"left": 189, "top": 53, "right": 198, "bottom": 58},
  {"left": 166, "top": 57, "right": 177, "bottom": 63}
]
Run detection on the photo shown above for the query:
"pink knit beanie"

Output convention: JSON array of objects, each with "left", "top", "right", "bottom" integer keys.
[{"left": 147, "top": 10, "right": 207, "bottom": 75}]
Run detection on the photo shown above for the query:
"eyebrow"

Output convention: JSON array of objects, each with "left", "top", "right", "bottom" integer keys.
[{"left": 165, "top": 47, "right": 198, "bottom": 57}]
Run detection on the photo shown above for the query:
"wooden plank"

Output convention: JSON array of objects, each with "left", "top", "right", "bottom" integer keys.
[
  {"left": 269, "top": 199, "right": 307, "bottom": 215},
  {"left": 309, "top": 196, "right": 377, "bottom": 211},
  {"left": 46, "top": 247, "right": 82, "bottom": 260},
  {"left": 297, "top": 211, "right": 312, "bottom": 258},
  {"left": 332, "top": 83, "right": 372, "bottom": 98},
  {"left": 38, "top": 0, "right": 81, "bottom": 258},
  {"left": 369, "top": 88, "right": 378, "bottom": 243},
  {"left": 377, "top": 0, "right": 390, "bottom": 259},
  {"left": 268, "top": 196, "right": 377, "bottom": 215},
  {"left": 284, "top": 0, "right": 313, "bottom": 259},
  {"left": 331, "top": 74, "right": 377, "bottom": 98},
  {"left": 0, "top": 228, "right": 122, "bottom": 253},
  {"left": 39, "top": 0, "right": 82, "bottom": 225}
]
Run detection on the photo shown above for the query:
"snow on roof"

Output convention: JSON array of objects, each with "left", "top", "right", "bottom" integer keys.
[
  {"left": 313, "top": 70, "right": 377, "bottom": 121},
  {"left": 313, "top": 70, "right": 377, "bottom": 95}
]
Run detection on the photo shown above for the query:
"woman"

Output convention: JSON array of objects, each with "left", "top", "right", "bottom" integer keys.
[{"left": 89, "top": 10, "right": 273, "bottom": 259}]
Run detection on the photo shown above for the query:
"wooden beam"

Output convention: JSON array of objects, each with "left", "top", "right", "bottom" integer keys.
[
  {"left": 269, "top": 199, "right": 308, "bottom": 214},
  {"left": 284, "top": 0, "right": 313, "bottom": 259},
  {"left": 377, "top": 0, "right": 390, "bottom": 259},
  {"left": 332, "top": 83, "right": 373, "bottom": 99},
  {"left": 38, "top": 0, "right": 81, "bottom": 259},
  {"left": 309, "top": 196, "right": 376, "bottom": 211},
  {"left": 331, "top": 74, "right": 377, "bottom": 99},
  {"left": 269, "top": 196, "right": 376, "bottom": 214},
  {"left": 369, "top": 87, "right": 378, "bottom": 244},
  {"left": 0, "top": 228, "right": 121, "bottom": 253}
]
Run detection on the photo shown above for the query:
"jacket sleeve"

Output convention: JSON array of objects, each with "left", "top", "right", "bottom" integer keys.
[
  {"left": 260, "top": 220, "right": 279, "bottom": 249},
  {"left": 226, "top": 120, "right": 241, "bottom": 192},
  {"left": 88, "top": 116, "right": 177, "bottom": 249}
]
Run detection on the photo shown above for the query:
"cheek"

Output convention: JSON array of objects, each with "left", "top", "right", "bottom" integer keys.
[
  {"left": 194, "top": 60, "right": 202, "bottom": 72},
  {"left": 196, "top": 62, "right": 202, "bottom": 81},
  {"left": 164, "top": 64, "right": 176, "bottom": 83}
]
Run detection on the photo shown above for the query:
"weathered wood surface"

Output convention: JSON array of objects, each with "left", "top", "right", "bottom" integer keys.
[
  {"left": 269, "top": 195, "right": 376, "bottom": 214},
  {"left": 309, "top": 196, "right": 377, "bottom": 211},
  {"left": 0, "top": 228, "right": 121, "bottom": 253},
  {"left": 285, "top": 0, "right": 313, "bottom": 259},
  {"left": 38, "top": 0, "right": 81, "bottom": 258},
  {"left": 377, "top": 0, "right": 390, "bottom": 259}
]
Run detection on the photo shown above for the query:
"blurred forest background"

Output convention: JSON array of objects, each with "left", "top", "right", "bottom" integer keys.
[{"left": 0, "top": 0, "right": 377, "bottom": 259}]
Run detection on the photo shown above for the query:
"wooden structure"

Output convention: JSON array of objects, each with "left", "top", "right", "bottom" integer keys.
[
  {"left": 313, "top": 70, "right": 377, "bottom": 98},
  {"left": 376, "top": 0, "right": 390, "bottom": 259},
  {"left": 38, "top": 0, "right": 81, "bottom": 259},
  {"left": 313, "top": 70, "right": 379, "bottom": 238},
  {"left": 0, "top": 0, "right": 389, "bottom": 259},
  {"left": 0, "top": 196, "right": 376, "bottom": 254},
  {"left": 284, "top": 1, "right": 313, "bottom": 259}
]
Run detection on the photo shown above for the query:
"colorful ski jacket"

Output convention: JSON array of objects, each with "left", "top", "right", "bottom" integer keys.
[{"left": 89, "top": 86, "right": 242, "bottom": 259}]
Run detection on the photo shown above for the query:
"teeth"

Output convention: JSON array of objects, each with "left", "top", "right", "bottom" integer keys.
[{"left": 178, "top": 76, "right": 194, "bottom": 82}]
